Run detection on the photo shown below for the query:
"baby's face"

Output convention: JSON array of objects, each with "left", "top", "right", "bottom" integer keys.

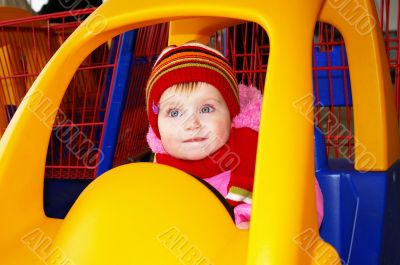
[{"left": 158, "top": 83, "right": 231, "bottom": 160}]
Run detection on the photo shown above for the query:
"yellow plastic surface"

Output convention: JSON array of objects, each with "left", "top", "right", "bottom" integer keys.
[
  {"left": 0, "top": 0, "right": 397, "bottom": 264},
  {"left": 169, "top": 18, "right": 244, "bottom": 45},
  {"left": 53, "top": 163, "right": 248, "bottom": 264},
  {"left": 319, "top": 0, "right": 400, "bottom": 171}
]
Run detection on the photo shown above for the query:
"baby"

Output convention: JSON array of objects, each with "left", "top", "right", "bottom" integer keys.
[{"left": 145, "top": 42, "right": 323, "bottom": 229}]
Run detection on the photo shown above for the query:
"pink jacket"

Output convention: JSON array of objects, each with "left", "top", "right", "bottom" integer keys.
[{"left": 204, "top": 170, "right": 324, "bottom": 229}]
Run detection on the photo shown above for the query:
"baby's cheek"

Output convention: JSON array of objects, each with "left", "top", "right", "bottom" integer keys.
[
  {"left": 160, "top": 136, "right": 178, "bottom": 157},
  {"left": 161, "top": 132, "right": 178, "bottom": 147},
  {"left": 217, "top": 127, "right": 230, "bottom": 145},
  {"left": 214, "top": 118, "right": 231, "bottom": 142},
  {"left": 206, "top": 125, "right": 229, "bottom": 151},
  {"left": 159, "top": 118, "right": 181, "bottom": 138},
  {"left": 158, "top": 124, "right": 173, "bottom": 147}
]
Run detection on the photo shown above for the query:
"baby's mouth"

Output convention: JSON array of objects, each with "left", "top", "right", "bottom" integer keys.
[{"left": 183, "top": 137, "right": 207, "bottom": 143}]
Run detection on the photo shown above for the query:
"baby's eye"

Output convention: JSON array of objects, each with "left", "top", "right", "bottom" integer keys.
[
  {"left": 200, "top": 105, "right": 214, "bottom": 114},
  {"left": 167, "top": 109, "right": 182, "bottom": 118}
]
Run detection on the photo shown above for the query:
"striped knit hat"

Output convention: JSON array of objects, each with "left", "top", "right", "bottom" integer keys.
[{"left": 146, "top": 42, "right": 239, "bottom": 138}]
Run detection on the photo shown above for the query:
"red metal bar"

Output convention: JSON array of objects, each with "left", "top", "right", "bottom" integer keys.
[{"left": 0, "top": 8, "right": 95, "bottom": 27}]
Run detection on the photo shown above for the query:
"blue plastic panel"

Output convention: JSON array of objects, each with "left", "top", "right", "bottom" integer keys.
[
  {"left": 313, "top": 45, "right": 353, "bottom": 107},
  {"left": 97, "top": 30, "right": 137, "bottom": 176},
  {"left": 315, "top": 128, "right": 400, "bottom": 265}
]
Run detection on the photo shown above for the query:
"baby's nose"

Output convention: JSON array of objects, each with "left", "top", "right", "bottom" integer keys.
[{"left": 185, "top": 114, "right": 201, "bottom": 130}]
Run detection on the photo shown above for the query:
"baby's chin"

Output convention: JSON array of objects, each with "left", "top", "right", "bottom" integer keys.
[
  {"left": 175, "top": 152, "right": 210, "bottom": 161},
  {"left": 169, "top": 148, "right": 213, "bottom": 161}
]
